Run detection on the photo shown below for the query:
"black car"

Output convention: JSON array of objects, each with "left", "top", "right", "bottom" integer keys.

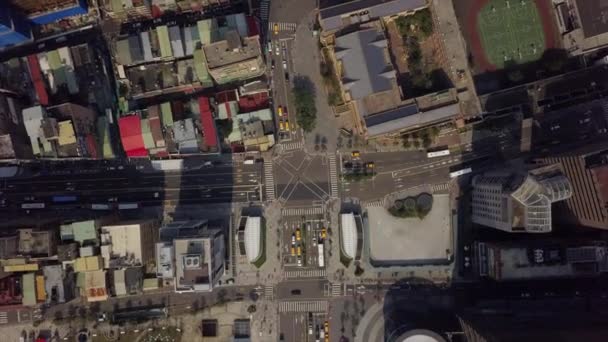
[
  {"left": 285, "top": 72, "right": 289, "bottom": 81},
  {"left": 291, "top": 289, "right": 301, "bottom": 295},
  {"left": 271, "top": 60, "right": 275, "bottom": 69}
]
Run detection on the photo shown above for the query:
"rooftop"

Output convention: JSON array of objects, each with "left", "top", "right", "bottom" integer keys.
[
  {"left": 243, "top": 216, "right": 261, "bottom": 263},
  {"left": 575, "top": 0, "right": 608, "bottom": 38},
  {"left": 365, "top": 102, "right": 459, "bottom": 137},
  {"left": 340, "top": 213, "right": 360, "bottom": 260},
  {"left": 335, "top": 27, "right": 396, "bottom": 100},
  {"left": 320, "top": 0, "right": 427, "bottom": 31},
  {"left": 203, "top": 34, "right": 262, "bottom": 69}
]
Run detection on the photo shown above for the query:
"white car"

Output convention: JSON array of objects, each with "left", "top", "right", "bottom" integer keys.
[
  {"left": 275, "top": 45, "right": 280, "bottom": 56},
  {"left": 297, "top": 257, "right": 302, "bottom": 267},
  {"left": 291, "top": 234, "right": 296, "bottom": 246}
]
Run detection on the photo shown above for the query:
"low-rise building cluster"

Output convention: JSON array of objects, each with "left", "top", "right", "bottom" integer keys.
[{"left": 0, "top": 218, "right": 226, "bottom": 309}]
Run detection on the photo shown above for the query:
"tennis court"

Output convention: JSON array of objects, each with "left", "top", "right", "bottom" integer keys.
[{"left": 478, "top": 0, "right": 545, "bottom": 69}]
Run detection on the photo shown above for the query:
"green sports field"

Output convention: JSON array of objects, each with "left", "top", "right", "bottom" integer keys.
[{"left": 478, "top": 0, "right": 545, "bottom": 69}]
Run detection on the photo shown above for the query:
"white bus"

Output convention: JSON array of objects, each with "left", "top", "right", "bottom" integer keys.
[
  {"left": 22, "top": 203, "right": 45, "bottom": 209},
  {"left": 427, "top": 149, "right": 450, "bottom": 158},
  {"left": 318, "top": 243, "right": 325, "bottom": 268},
  {"left": 450, "top": 167, "right": 472, "bottom": 178}
]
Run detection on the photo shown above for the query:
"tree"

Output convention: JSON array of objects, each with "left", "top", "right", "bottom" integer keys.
[
  {"left": 292, "top": 76, "right": 317, "bottom": 133},
  {"left": 216, "top": 119, "right": 233, "bottom": 138},
  {"left": 118, "top": 82, "right": 129, "bottom": 97},
  {"left": 507, "top": 69, "right": 524, "bottom": 83},
  {"left": 247, "top": 305, "right": 257, "bottom": 314}
]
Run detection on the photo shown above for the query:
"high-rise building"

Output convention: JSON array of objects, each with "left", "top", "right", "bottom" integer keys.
[
  {"left": 476, "top": 239, "right": 608, "bottom": 281},
  {"left": 0, "top": 3, "right": 32, "bottom": 48},
  {"left": 155, "top": 220, "right": 225, "bottom": 292},
  {"left": 472, "top": 164, "right": 572, "bottom": 233},
  {"left": 536, "top": 144, "right": 608, "bottom": 229}
]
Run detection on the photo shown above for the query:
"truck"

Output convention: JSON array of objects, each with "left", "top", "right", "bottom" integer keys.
[
  {"left": 118, "top": 203, "right": 139, "bottom": 210},
  {"left": 244, "top": 157, "right": 255, "bottom": 165},
  {"left": 91, "top": 203, "right": 111, "bottom": 210},
  {"left": 21, "top": 203, "right": 45, "bottom": 209},
  {"left": 449, "top": 167, "right": 472, "bottom": 178},
  {"left": 52, "top": 195, "right": 77, "bottom": 203},
  {"left": 318, "top": 243, "right": 325, "bottom": 268}
]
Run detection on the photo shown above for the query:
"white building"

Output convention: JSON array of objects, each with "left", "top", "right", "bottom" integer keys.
[
  {"left": 471, "top": 165, "right": 572, "bottom": 233},
  {"left": 155, "top": 220, "right": 225, "bottom": 292}
]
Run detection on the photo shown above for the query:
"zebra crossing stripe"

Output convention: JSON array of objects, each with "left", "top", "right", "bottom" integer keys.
[
  {"left": 364, "top": 200, "right": 384, "bottom": 208},
  {"left": 268, "top": 22, "right": 297, "bottom": 32},
  {"left": 328, "top": 155, "right": 339, "bottom": 198},
  {"left": 264, "top": 162, "right": 276, "bottom": 200},
  {"left": 279, "top": 141, "right": 304, "bottom": 152},
  {"left": 285, "top": 269, "right": 326, "bottom": 278},
  {"left": 264, "top": 285, "right": 274, "bottom": 300},
  {"left": 331, "top": 284, "right": 342, "bottom": 297},
  {"left": 281, "top": 207, "right": 325, "bottom": 217},
  {"left": 0, "top": 311, "right": 8, "bottom": 324},
  {"left": 432, "top": 183, "right": 451, "bottom": 192},
  {"left": 279, "top": 300, "right": 328, "bottom": 313}
]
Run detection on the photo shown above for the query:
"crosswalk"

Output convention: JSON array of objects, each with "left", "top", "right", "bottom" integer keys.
[
  {"left": 432, "top": 183, "right": 451, "bottom": 192},
  {"left": 260, "top": 0, "right": 270, "bottom": 23},
  {"left": 602, "top": 100, "right": 608, "bottom": 123},
  {"left": 285, "top": 269, "right": 326, "bottom": 279},
  {"left": 331, "top": 283, "right": 342, "bottom": 297},
  {"left": 0, "top": 311, "right": 7, "bottom": 324},
  {"left": 269, "top": 21, "right": 297, "bottom": 33},
  {"left": 282, "top": 207, "right": 325, "bottom": 217},
  {"left": 279, "top": 300, "right": 328, "bottom": 313},
  {"left": 328, "top": 155, "right": 339, "bottom": 198},
  {"left": 278, "top": 141, "right": 304, "bottom": 152},
  {"left": 363, "top": 199, "right": 385, "bottom": 208},
  {"left": 264, "top": 161, "right": 276, "bottom": 201},
  {"left": 264, "top": 285, "right": 274, "bottom": 300}
]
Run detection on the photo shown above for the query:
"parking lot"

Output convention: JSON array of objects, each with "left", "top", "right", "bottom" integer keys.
[{"left": 281, "top": 217, "right": 328, "bottom": 271}]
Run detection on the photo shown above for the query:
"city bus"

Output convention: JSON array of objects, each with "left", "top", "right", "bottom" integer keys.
[
  {"left": 427, "top": 149, "right": 450, "bottom": 158},
  {"left": 21, "top": 203, "right": 45, "bottom": 209},
  {"left": 52, "top": 195, "right": 77, "bottom": 203},
  {"left": 318, "top": 243, "right": 325, "bottom": 268},
  {"left": 449, "top": 167, "right": 472, "bottom": 178}
]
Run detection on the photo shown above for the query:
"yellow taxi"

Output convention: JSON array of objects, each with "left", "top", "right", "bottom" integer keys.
[
  {"left": 296, "top": 228, "right": 301, "bottom": 241},
  {"left": 321, "top": 228, "right": 327, "bottom": 239},
  {"left": 367, "top": 162, "right": 375, "bottom": 168},
  {"left": 279, "top": 121, "right": 284, "bottom": 131},
  {"left": 273, "top": 23, "right": 279, "bottom": 35},
  {"left": 324, "top": 321, "right": 329, "bottom": 334},
  {"left": 297, "top": 246, "right": 302, "bottom": 256},
  {"left": 290, "top": 246, "right": 295, "bottom": 256},
  {"left": 285, "top": 120, "right": 290, "bottom": 130},
  {"left": 351, "top": 151, "right": 360, "bottom": 158},
  {"left": 277, "top": 105, "right": 283, "bottom": 117}
]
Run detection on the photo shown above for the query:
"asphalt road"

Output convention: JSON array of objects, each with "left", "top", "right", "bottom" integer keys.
[
  {"left": 0, "top": 160, "right": 263, "bottom": 212},
  {"left": 277, "top": 279, "right": 329, "bottom": 300}
]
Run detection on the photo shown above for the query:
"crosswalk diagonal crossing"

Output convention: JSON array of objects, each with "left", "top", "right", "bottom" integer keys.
[
  {"left": 281, "top": 207, "right": 325, "bottom": 217},
  {"left": 264, "top": 285, "right": 274, "bottom": 300},
  {"left": 269, "top": 21, "right": 297, "bottom": 33},
  {"left": 285, "top": 269, "right": 326, "bottom": 279},
  {"left": 279, "top": 300, "right": 328, "bottom": 313},
  {"left": 0, "top": 311, "right": 8, "bottom": 324},
  {"left": 264, "top": 161, "right": 276, "bottom": 201},
  {"left": 328, "top": 155, "right": 339, "bottom": 198}
]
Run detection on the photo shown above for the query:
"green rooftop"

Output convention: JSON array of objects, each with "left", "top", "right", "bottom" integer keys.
[
  {"left": 22, "top": 273, "right": 36, "bottom": 306},
  {"left": 61, "top": 220, "right": 98, "bottom": 245},
  {"left": 160, "top": 102, "right": 174, "bottom": 127},
  {"left": 157, "top": 26, "right": 172, "bottom": 58}
]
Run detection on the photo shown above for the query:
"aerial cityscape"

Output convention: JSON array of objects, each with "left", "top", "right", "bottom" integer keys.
[{"left": 0, "top": 0, "right": 608, "bottom": 341}]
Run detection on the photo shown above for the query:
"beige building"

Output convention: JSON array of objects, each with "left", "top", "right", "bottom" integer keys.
[
  {"left": 203, "top": 30, "right": 265, "bottom": 85},
  {"left": 100, "top": 219, "right": 159, "bottom": 270}
]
